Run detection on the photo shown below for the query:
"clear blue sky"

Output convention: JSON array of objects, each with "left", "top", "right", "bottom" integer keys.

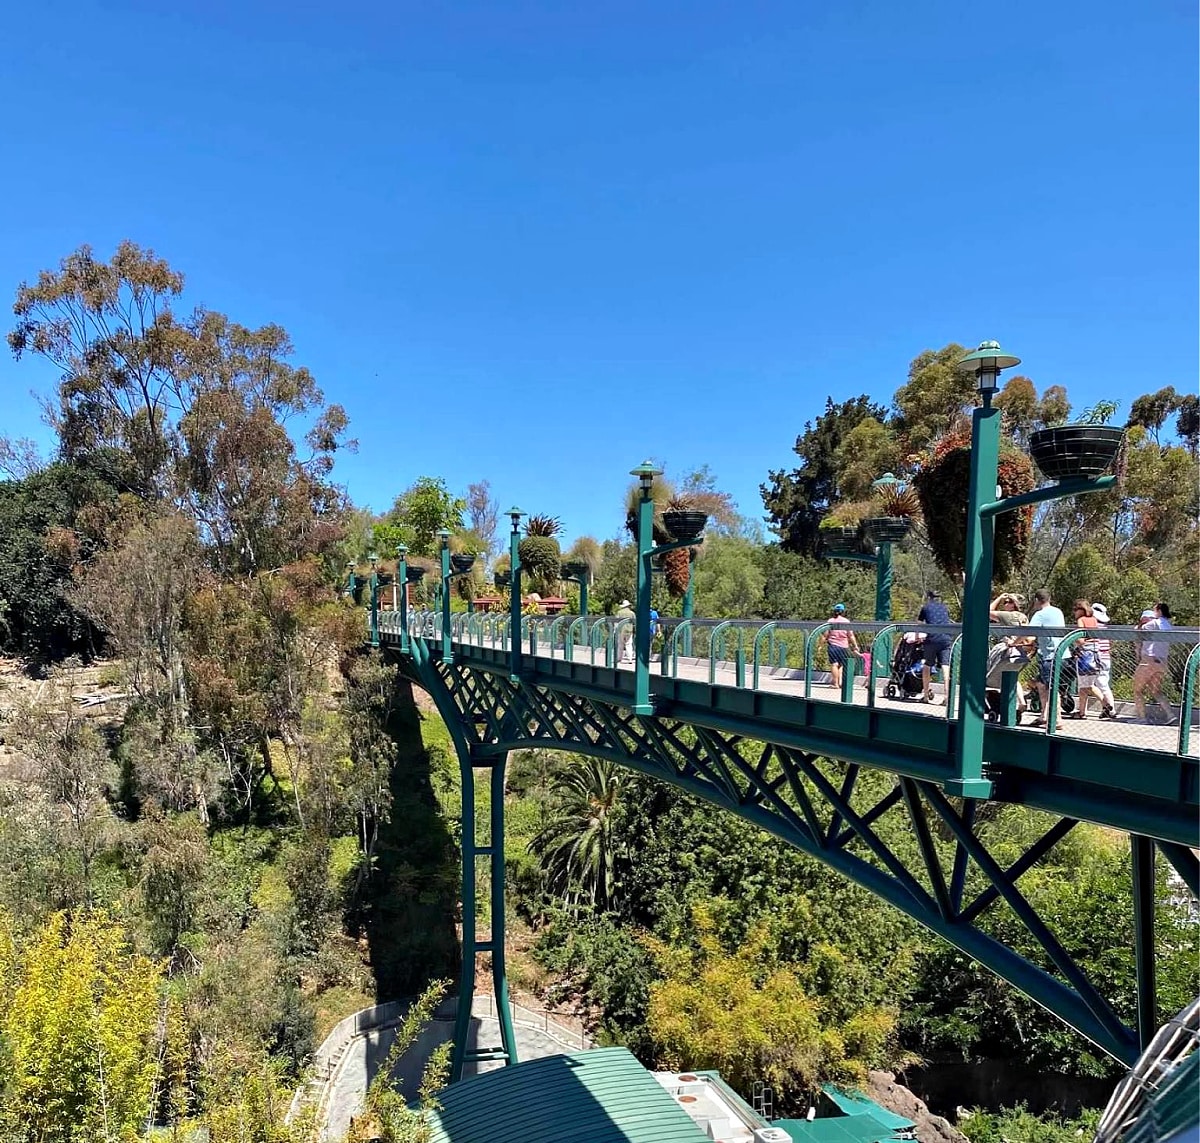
[{"left": 1, "top": 0, "right": 1195, "bottom": 544}]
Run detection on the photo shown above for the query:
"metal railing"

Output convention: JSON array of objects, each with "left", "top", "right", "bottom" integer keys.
[{"left": 377, "top": 610, "right": 1200, "bottom": 757}]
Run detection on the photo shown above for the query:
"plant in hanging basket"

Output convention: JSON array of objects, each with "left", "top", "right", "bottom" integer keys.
[
  {"left": 820, "top": 526, "right": 864, "bottom": 555},
  {"left": 862, "top": 516, "right": 912, "bottom": 544},
  {"left": 493, "top": 570, "right": 512, "bottom": 588},
  {"left": 519, "top": 514, "right": 562, "bottom": 593},
  {"left": 663, "top": 508, "right": 708, "bottom": 543},
  {"left": 1028, "top": 399, "right": 1126, "bottom": 482},
  {"left": 449, "top": 553, "right": 476, "bottom": 574},
  {"left": 561, "top": 560, "right": 590, "bottom": 580},
  {"left": 404, "top": 565, "right": 426, "bottom": 583},
  {"left": 914, "top": 442, "right": 1036, "bottom": 579}
]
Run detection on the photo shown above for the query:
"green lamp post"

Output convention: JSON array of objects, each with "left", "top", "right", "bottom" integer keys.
[
  {"left": 560, "top": 561, "right": 590, "bottom": 618},
  {"left": 506, "top": 507, "right": 524, "bottom": 681},
  {"left": 396, "top": 544, "right": 409, "bottom": 652},
  {"left": 952, "top": 340, "right": 1117, "bottom": 799},
  {"left": 367, "top": 551, "right": 380, "bottom": 648},
  {"left": 630, "top": 461, "right": 707, "bottom": 715},
  {"left": 345, "top": 560, "right": 357, "bottom": 603},
  {"left": 437, "top": 530, "right": 452, "bottom": 662},
  {"left": 823, "top": 471, "right": 904, "bottom": 622}
]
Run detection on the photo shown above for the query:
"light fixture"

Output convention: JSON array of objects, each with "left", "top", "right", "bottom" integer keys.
[{"left": 957, "top": 340, "right": 1021, "bottom": 399}]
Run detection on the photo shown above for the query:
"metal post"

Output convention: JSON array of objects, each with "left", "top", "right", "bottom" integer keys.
[
  {"left": 450, "top": 766, "right": 477, "bottom": 1082},
  {"left": 952, "top": 393, "right": 999, "bottom": 797},
  {"left": 634, "top": 479, "right": 656, "bottom": 715},
  {"left": 368, "top": 556, "right": 380, "bottom": 649},
  {"left": 874, "top": 541, "right": 893, "bottom": 622},
  {"left": 1131, "top": 835, "right": 1157, "bottom": 1050},
  {"left": 490, "top": 760, "right": 517, "bottom": 1065},
  {"left": 507, "top": 509, "right": 523, "bottom": 682},
  {"left": 579, "top": 575, "right": 588, "bottom": 619},
  {"left": 396, "top": 546, "right": 409, "bottom": 653},
  {"left": 439, "top": 534, "right": 452, "bottom": 663}
]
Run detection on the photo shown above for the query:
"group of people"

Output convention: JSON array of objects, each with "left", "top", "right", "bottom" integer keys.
[{"left": 824, "top": 589, "right": 1180, "bottom": 727}]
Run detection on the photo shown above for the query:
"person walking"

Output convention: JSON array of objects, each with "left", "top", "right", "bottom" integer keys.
[
  {"left": 917, "top": 590, "right": 954, "bottom": 704},
  {"left": 1089, "top": 603, "right": 1117, "bottom": 719},
  {"left": 1028, "top": 588, "right": 1066, "bottom": 727},
  {"left": 822, "top": 603, "right": 859, "bottom": 691},
  {"left": 1067, "top": 599, "right": 1103, "bottom": 720},
  {"left": 987, "top": 592, "right": 1033, "bottom": 719},
  {"left": 615, "top": 599, "right": 635, "bottom": 663},
  {"left": 1133, "top": 603, "right": 1174, "bottom": 723}
]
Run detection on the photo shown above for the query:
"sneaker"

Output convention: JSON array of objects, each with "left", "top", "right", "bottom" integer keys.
[{"left": 1099, "top": 706, "right": 1116, "bottom": 720}]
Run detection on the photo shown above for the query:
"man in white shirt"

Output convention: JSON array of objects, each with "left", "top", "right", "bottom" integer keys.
[{"left": 1027, "top": 588, "right": 1065, "bottom": 727}]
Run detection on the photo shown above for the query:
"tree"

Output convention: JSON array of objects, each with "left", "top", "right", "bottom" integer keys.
[
  {"left": 9, "top": 242, "right": 352, "bottom": 575},
  {"left": 1174, "top": 394, "right": 1198, "bottom": 457},
  {"left": 1127, "top": 386, "right": 1181, "bottom": 444},
  {"left": 380, "top": 477, "right": 465, "bottom": 557},
  {"left": 891, "top": 343, "right": 973, "bottom": 453},
  {"left": 834, "top": 418, "right": 904, "bottom": 500},
  {"left": 762, "top": 396, "right": 887, "bottom": 556},
  {"left": 646, "top": 903, "right": 897, "bottom": 1102},
  {"left": 531, "top": 758, "right": 626, "bottom": 910},
  {"left": 466, "top": 479, "right": 499, "bottom": 565},
  {"left": 0, "top": 909, "right": 163, "bottom": 1140},
  {"left": 0, "top": 460, "right": 119, "bottom": 665},
  {"left": 692, "top": 536, "right": 766, "bottom": 618}
]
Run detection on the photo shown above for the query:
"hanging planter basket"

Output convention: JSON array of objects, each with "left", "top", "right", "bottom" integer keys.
[
  {"left": 493, "top": 570, "right": 511, "bottom": 588},
  {"left": 561, "top": 560, "right": 590, "bottom": 579},
  {"left": 1028, "top": 425, "right": 1126, "bottom": 482},
  {"left": 404, "top": 565, "right": 427, "bottom": 583},
  {"left": 450, "top": 553, "right": 476, "bottom": 574},
  {"left": 375, "top": 572, "right": 394, "bottom": 586},
  {"left": 821, "top": 527, "right": 863, "bottom": 555},
  {"left": 663, "top": 509, "right": 708, "bottom": 543},
  {"left": 862, "top": 516, "right": 911, "bottom": 545}
]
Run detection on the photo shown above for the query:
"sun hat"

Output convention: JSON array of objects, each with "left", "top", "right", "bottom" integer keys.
[
  {"left": 619, "top": 599, "right": 632, "bottom": 608},
  {"left": 833, "top": 603, "right": 846, "bottom": 612},
  {"left": 1140, "top": 609, "right": 1157, "bottom": 620},
  {"left": 1091, "top": 603, "right": 1108, "bottom": 621}
]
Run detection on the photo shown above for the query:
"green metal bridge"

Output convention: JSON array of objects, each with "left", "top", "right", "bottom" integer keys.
[{"left": 369, "top": 598, "right": 1198, "bottom": 1082}]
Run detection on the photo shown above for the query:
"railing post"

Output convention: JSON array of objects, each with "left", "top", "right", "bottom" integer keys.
[
  {"left": 633, "top": 476, "right": 656, "bottom": 714},
  {"left": 396, "top": 547, "right": 409, "bottom": 653},
  {"left": 804, "top": 622, "right": 832, "bottom": 699},
  {"left": 1047, "top": 630, "right": 1085, "bottom": 735},
  {"left": 999, "top": 670, "right": 1019, "bottom": 726},
  {"left": 1178, "top": 643, "right": 1200, "bottom": 756},
  {"left": 369, "top": 565, "right": 380, "bottom": 649},
  {"left": 874, "top": 542, "right": 893, "bottom": 621}
]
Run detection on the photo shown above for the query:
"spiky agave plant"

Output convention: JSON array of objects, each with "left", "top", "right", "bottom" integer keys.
[
  {"left": 660, "top": 495, "right": 697, "bottom": 597},
  {"left": 519, "top": 514, "right": 563, "bottom": 593},
  {"left": 876, "top": 483, "right": 921, "bottom": 520}
]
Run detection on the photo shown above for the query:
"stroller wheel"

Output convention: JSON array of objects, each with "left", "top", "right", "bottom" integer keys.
[{"left": 885, "top": 683, "right": 897, "bottom": 700}]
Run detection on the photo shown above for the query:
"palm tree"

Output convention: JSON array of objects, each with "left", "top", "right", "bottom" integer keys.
[{"left": 530, "top": 757, "right": 625, "bottom": 910}]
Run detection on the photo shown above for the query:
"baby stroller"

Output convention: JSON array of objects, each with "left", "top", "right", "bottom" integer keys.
[
  {"left": 885, "top": 633, "right": 927, "bottom": 700},
  {"left": 985, "top": 639, "right": 1033, "bottom": 722}
]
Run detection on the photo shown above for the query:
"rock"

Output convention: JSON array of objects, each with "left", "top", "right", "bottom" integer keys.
[{"left": 867, "top": 1071, "right": 970, "bottom": 1143}]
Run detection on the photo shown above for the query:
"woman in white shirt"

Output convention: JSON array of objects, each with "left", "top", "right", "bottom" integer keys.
[{"left": 1133, "top": 602, "right": 1174, "bottom": 723}]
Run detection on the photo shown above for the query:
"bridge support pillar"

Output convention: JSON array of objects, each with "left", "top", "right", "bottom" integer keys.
[
  {"left": 450, "top": 752, "right": 517, "bottom": 1083},
  {"left": 1132, "top": 834, "right": 1158, "bottom": 1051}
]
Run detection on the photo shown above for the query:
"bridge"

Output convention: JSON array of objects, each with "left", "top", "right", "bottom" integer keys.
[{"left": 367, "top": 595, "right": 1198, "bottom": 1080}]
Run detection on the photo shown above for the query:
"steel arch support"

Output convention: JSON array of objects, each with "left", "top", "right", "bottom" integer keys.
[{"left": 400, "top": 655, "right": 1168, "bottom": 1067}]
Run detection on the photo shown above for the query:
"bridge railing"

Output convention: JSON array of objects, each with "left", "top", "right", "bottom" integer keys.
[{"left": 381, "top": 610, "right": 1199, "bottom": 757}]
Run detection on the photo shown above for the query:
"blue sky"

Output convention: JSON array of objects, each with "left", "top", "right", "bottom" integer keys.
[{"left": 1, "top": 0, "right": 1195, "bottom": 544}]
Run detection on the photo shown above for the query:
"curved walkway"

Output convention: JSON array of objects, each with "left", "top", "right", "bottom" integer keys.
[{"left": 292, "top": 993, "right": 591, "bottom": 1141}]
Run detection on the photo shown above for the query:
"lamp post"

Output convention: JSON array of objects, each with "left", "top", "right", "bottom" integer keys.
[
  {"left": 437, "top": 530, "right": 453, "bottom": 662},
  {"left": 559, "top": 563, "right": 590, "bottom": 618},
  {"left": 630, "top": 461, "right": 707, "bottom": 715},
  {"left": 822, "top": 472, "right": 903, "bottom": 622},
  {"left": 345, "top": 560, "right": 356, "bottom": 601},
  {"left": 952, "top": 340, "right": 1117, "bottom": 797},
  {"left": 396, "top": 545, "right": 409, "bottom": 651},
  {"left": 368, "top": 551, "right": 380, "bottom": 649},
  {"left": 506, "top": 508, "right": 524, "bottom": 681}
]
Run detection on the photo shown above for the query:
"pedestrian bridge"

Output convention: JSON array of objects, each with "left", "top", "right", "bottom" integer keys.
[{"left": 371, "top": 606, "right": 1199, "bottom": 1079}]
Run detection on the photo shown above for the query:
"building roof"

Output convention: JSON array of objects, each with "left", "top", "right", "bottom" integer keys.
[
  {"left": 821, "top": 1085, "right": 915, "bottom": 1133},
  {"left": 425, "top": 1048, "right": 713, "bottom": 1143}
]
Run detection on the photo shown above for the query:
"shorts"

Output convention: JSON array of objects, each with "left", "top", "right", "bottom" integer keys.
[
  {"left": 828, "top": 646, "right": 849, "bottom": 665},
  {"left": 921, "top": 640, "right": 950, "bottom": 667},
  {"left": 1038, "top": 657, "right": 1055, "bottom": 686},
  {"left": 1079, "top": 671, "right": 1109, "bottom": 689}
]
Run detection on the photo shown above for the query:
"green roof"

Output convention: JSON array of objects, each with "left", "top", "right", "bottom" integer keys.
[
  {"left": 821, "top": 1085, "right": 915, "bottom": 1133},
  {"left": 773, "top": 1116, "right": 903, "bottom": 1143},
  {"left": 426, "top": 1048, "right": 711, "bottom": 1143}
]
